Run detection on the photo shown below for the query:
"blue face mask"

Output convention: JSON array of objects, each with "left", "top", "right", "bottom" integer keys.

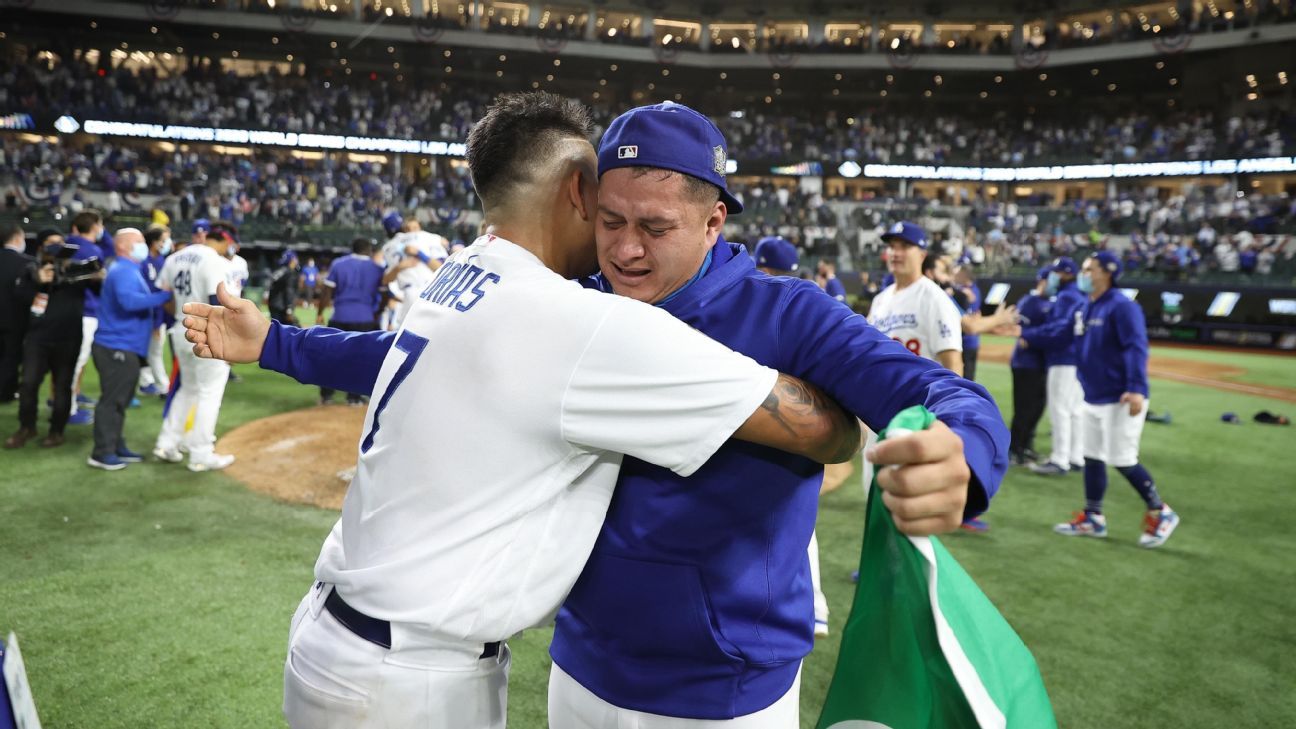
[
  {"left": 159, "top": 237, "right": 173, "bottom": 256},
  {"left": 1077, "top": 273, "right": 1094, "bottom": 294},
  {"left": 1046, "top": 271, "right": 1061, "bottom": 295},
  {"left": 131, "top": 242, "right": 150, "bottom": 261}
]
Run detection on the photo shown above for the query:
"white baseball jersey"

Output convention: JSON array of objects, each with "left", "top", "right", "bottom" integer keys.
[
  {"left": 226, "top": 254, "right": 249, "bottom": 296},
  {"left": 317, "top": 234, "right": 776, "bottom": 642},
  {"left": 158, "top": 244, "right": 231, "bottom": 316},
  {"left": 867, "top": 277, "right": 963, "bottom": 362},
  {"left": 382, "top": 230, "right": 448, "bottom": 328}
]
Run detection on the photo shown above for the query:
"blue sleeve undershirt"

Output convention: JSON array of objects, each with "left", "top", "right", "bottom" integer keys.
[{"left": 257, "top": 320, "right": 396, "bottom": 395}]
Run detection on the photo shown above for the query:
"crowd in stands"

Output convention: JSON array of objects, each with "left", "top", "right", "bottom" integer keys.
[{"left": 8, "top": 55, "right": 1294, "bottom": 169}]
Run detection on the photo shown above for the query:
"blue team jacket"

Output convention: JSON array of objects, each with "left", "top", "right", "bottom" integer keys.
[
  {"left": 256, "top": 243, "right": 1008, "bottom": 720},
  {"left": 1010, "top": 293, "right": 1051, "bottom": 371},
  {"left": 1021, "top": 282, "right": 1086, "bottom": 368},
  {"left": 551, "top": 242, "right": 1007, "bottom": 719},
  {"left": 1077, "top": 288, "right": 1149, "bottom": 404},
  {"left": 94, "top": 259, "right": 172, "bottom": 357}
]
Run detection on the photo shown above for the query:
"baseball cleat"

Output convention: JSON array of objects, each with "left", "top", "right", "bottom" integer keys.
[
  {"left": 1054, "top": 511, "right": 1107, "bottom": 538},
  {"left": 960, "top": 517, "right": 990, "bottom": 532},
  {"left": 1030, "top": 461, "right": 1070, "bottom": 476},
  {"left": 76, "top": 394, "right": 97, "bottom": 407},
  {"left": 128, "top": 397, "right": 141, "bottom": 409},
  {"left": 188, "top": 453, "right": 236, "bottom": 472},
  {"left": 152, "top": 446, "right": 185, "bottom": 463},
  {"left": 1138, "top": 505, "right": 1180, "bottom": 549},
  {"left": 139, "top": 384, "right": 165, "bottom": 397},
  {"left": 87, "top": 454, "right": 128, "bottom": 471},
  {"left": 814, "top": 620, "right": 830, "bottom": 639},
  {"left": 116, "top": 447, "right": 144, "bottom": 463},
  {"left": 67, "top": 411, "right": 94, "bottom": 426}
]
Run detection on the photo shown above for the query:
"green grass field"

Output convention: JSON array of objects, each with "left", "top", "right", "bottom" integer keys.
[{"left": 2, "top": 334, "right": 1294, "bottom": 728}]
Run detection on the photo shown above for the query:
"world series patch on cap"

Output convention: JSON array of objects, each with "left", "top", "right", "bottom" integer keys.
[{"left": 598, "top": 101, "right": 743, "bottom": 214}]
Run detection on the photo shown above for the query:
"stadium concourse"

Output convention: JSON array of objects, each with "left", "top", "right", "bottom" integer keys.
[{"left": 2, "top": 0, "right": 1296, "bottom": 727}]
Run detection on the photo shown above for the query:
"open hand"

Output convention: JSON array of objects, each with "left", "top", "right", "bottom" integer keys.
[{"left": 182, "top": 282, "right": 271, "bottom": 363}]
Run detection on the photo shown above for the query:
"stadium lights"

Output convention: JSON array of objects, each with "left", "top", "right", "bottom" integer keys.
[
  {"left": 838, "top": 161, "right": 863, "bottom": 178},
  {"left": 858, "top": 157, "right": 1296, "bottom": 182}
]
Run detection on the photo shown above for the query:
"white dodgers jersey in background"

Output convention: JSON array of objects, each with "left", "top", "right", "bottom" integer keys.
[
  {"left": 315, "top": 234, "right": 775, "bottom": 643},
  {"left": 382, "top": 230, "right": 449, "bottom": 326},
  {"left": 867, "top": 276, "right": 963, "bottom": 362},
  {"left": 158, "top": 244, "right": 231, "bottom": 315}
]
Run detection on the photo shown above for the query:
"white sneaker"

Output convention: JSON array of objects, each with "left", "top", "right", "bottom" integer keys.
[
  {"left": 152, "top": 446, "right": 184, "bottom": 463},
  {"left": 1138, "top": 504, "right": 1180, "bottom": 548},
  {"left": 188, "top": 453, "right": 236, "bottom": 472}
]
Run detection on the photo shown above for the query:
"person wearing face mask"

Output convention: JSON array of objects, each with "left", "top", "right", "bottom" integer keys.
[
  {"left": 1007, "top": 265, "right": 1054, "bottom": 466},
  {"left": 87, "top": 228, "right": 173, "bottom": 470},
  {"left": 137, "top": 224, "right": 174, "bottom": 398},
  {"left": 1055, "top": 251, "right": 1179, "bottom": 548},
  {"left": 1019, "top": 256, "right": 1088, "bottom": 476}
]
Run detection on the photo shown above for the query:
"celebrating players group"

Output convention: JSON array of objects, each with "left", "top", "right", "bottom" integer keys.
[{"left": 1, "top": 92, "right": 1179, "bottom": 728}]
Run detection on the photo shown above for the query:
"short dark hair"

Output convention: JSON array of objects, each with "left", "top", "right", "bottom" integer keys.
[
  {"left": 71, "top": 210, "right": 102, "bottom": 235},
  {"left": 351, "top": 237, "right": 374, "bottom": 255},
  {"left": 466, "top": 92, "right": 593, "bottom": 207},
  {"left": 626, "top": 167, "right": 720, "bottom": 209},
  {"left": 1, "top": 223, "right": 23, "bottom": 246},
  {"left": 144, "top": 226, "right": 166, "bottom": 248}
]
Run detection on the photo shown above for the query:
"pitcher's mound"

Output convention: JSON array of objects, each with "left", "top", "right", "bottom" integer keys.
[{"left": 219, "top": 405, "right": 365, "bottom": 510}]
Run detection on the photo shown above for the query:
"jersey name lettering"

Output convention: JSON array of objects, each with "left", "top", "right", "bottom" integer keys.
[
  {"left": 419, "top": 259, "right": 501, "bottom": 312},
  {"left": 871, "top": 312, "right": 919, "bottom": 335}
]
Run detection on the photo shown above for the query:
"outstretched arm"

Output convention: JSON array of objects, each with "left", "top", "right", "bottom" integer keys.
[{"left": 733, "top": 374, "right": 862, "bottom": 465}]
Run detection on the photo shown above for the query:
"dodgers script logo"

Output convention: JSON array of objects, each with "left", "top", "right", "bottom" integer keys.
[
  {"left": 618, "top": 145, "right": 638, "bottom": 159},
  {"left": 871, "top": 312, "right": 918, "bottom": 334}
]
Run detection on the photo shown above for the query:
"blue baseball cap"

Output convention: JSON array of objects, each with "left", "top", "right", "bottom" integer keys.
[
  {"left": 382, "top": 211, "right": 404, "bottom": 236},
  {"left": 755, "top": 236, "right": 798, "bottom": 273},
  {"left": 880, "top": 221, "right": 928, "bottom": 249},
  {"left": 279, "top": 250, "right": 298, "bottom": 266},
  {"left": 1036, "top": 264, "right": 1053, "bottom": 281},
  {"left": 1092, "top": 250, "right": 1122, "bottom": 281},
  {"left": 598, "top": 102, "right": 743, "bottom": 214},
  {"left": 1051, "top": 256, "right": 1078, "bottom": 275},
  {"left": 192, "top": 218, "right": 211, "bottom": 234}
]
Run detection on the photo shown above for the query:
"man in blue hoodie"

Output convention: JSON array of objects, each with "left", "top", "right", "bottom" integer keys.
[
  {"left": 1054, "top": 251, "right": 1179, "bottom": 548},
  {"left": 546, "top": 102, "right": 1007, "bottom": 726},
  {"left": 87, "top": 228, "right": 172, "bottom": 470},
  {"left": 1023, "top": 256, "right": 1088, "bottom": 476}
]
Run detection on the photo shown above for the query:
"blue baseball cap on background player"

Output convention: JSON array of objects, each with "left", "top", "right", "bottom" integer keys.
[
  {"left": 279, "top": 250, "right": 298, "bottom": 266},
  {"left": 1036, "top": 264, "right": 1053, "bottom": 281},
  {"left": 192, "top": 218, "right": 211, "bottom": 234},
  {"left": 382, "top": 211, "right": 404, "bottom": 236},
  {"left": 1092, "top": 250, "right": 1123, "bottom": 281},
  {"left": 755, "top": 236, "right": 798, "bottom": 272},
  {"left": 1051, "top": 256, "right": 1078, "bottom": 275},
  {"left": 880, "top": 221, "right": 928, "bottom": 249},
  {"left": 597, "top": 101, "right": 743, "bottom": 214}
]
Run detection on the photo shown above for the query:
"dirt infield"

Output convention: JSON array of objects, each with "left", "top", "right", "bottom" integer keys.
[
  {"left": 979, "top": 342, "right": 1296, "bottom": 403},
  {"left": 219, "top": 405, "right": 366, "bottom": 510}
]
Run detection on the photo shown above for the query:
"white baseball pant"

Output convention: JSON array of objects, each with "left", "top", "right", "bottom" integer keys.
[
  {"left": 808, "top": 530, "right": 828, "bottom": 628},
  {"left": 155, "top": 327, "right": 228, "bottom": 463},
  {"left": 1082, "top": 400, "right": 1149, "bottom": 468},
  {"left": 548, "top": 663, "right": 800, "bottom": 728},
  {"left": 283, "top": 585, "right": 509, "bottom": 729},
  {"left": 137, "top": 324, "right": 169, "bottom": 393},
  {"left": 1044, "top": 365, "right": 1084, "bottom": 468},
  {"left": 70, "top": 315, "right": 99, "bottom": 414}
]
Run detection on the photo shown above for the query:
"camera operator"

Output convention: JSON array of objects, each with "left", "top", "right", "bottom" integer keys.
[
  {"left": 266, "top": 250, "right": 300, "bottom": 325},
  {"left": 0, "top": 223, "right": 32, "bottom": 404},
  {"left": 4, "top": 230, "right": 102, "bottom": 449}
]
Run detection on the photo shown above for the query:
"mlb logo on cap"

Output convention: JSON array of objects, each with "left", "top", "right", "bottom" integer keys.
[{"left": 618, "top": 145, "right": 638, "bottom": 159}]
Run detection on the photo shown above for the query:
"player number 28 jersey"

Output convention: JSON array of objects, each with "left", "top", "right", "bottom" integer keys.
[{"left": 867, "top": 277, "right": 963, "bottom": 362}]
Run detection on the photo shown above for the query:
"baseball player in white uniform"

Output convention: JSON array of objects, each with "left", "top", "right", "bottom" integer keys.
[
  {"left": 380, "top": 214, "right": 449, "bottom": 329},
  {"left": 868, "top": 222, "right": 964, "bottom": 372},
  {"left": 153, "top": 227, "right": 236, "bottom": 472},
  {"left": 180, "top": 93, "right": 859, "bottom": 729}
]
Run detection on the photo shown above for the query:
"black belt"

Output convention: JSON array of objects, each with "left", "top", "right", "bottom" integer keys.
[{"left": 321, "top": 585, "right": 500, "bottom": 659}]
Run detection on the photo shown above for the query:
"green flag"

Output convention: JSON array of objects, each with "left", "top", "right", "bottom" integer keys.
[{"left": 816, "top": 406, "right": 1056, "bottom": 729}]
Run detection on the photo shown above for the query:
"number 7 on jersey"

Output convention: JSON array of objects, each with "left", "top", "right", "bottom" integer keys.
[{"left": 361, "top": 331, "right": 429, "bottom": 453}]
